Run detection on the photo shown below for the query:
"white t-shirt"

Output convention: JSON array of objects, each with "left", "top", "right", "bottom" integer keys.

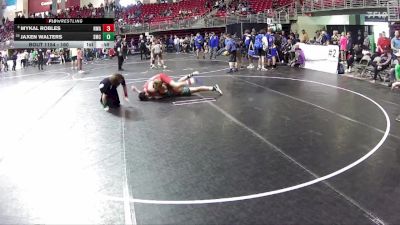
[
  {"left": 174, "top": 38, "right": 179, "bottom": 45},
  {"left": 70, "top": 48, "right": 78, "bottom": 57},
  {"left": 152, "top": 44, "right": 162, "bottom": 54}
]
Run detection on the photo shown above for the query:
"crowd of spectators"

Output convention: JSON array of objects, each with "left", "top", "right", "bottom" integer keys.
[
  {"left": 297, "top": 28, "right": 400, "bottom": 87},
  {"left": 216, "top": 0, "right": 253, "bottom": 16},
  {"left": 26, "top": 1, "right": 115, "bottom": 19},
  {"left": 115, "top": 0, "right": 215, "bottom": 27},
  {"left": 0, "top": 17, "right": 13, "bottom": 43}
]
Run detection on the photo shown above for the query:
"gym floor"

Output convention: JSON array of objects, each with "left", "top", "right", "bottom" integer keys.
[{"left": 0, "top": 53, "right": 399, "bottom": 224}]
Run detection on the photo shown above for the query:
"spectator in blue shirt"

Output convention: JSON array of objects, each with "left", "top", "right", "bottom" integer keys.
[
  {"left": 195, "top": 33, "right": 205, "bottom": 59},
  {"left": 266, "top": 28, "right": 277, "bottom": 69},
  {"left": 224, "top": 33, "right": 238, "bottom": 73},
  {"left": 391, "top": 30, "right": 400, "bottom": 54},
  {"left": 209, "top": 32, "right": 219, "bottom": 60}
]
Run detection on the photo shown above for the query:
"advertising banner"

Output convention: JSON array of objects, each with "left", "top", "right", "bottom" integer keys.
[
  {"left": 299, "top": 43, "right": 339, "bottom": 74},
  {"left": 28, "top": 0, "right": 80, "bottom": 14}
]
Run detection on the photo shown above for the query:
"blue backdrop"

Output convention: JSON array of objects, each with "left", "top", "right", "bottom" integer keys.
[{"left": 6, "top": 0, "right": 16, "bottom": 6}]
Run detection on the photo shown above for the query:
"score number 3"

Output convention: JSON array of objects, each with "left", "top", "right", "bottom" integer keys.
[{"left": 103, "top": 24, "right": 115, "bottom": 32}]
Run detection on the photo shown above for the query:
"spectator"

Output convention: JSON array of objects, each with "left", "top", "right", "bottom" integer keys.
[
  {"left": 371, "top": 48, "right": 392, "bottom": 83},
  {"left": 377, "top": 32, "right": 391, "bottom": 56},
  {"left": 315, "top": 30, "right": 322, "bottom": 44},
  {"left": 356, "top": 30, "right": 363, "bottom": 46},
  {"left": 331, "top": 30, "right": 340, "bottom": 45},
  {"left": 22, "top": 50, "right": 28, "bottom": 68},
  {"left": 339, "top": 32, "right": 348, "bottom": 62},
  {"left": 300, "top": 30, "right": 310, "bottom": 43},
  {"left": 363, "top": 31, "right": 370, "bottom": 50},
  {"left": 391, "top": 30, "right": 400, "bottom": 54},
  {"left": 77, "top": 48, "right": 84, "bottom": 73},
  {"left": 388, "top": 52, "right": 400, "bottom": 87},
  {"left": 11, "top": 51, "right": 17, "bottom": 71},
  {"left": 2, "top": 52, "right": 8, "bottom": 72},
  {"left": 174, "top": 35, "right": 180, "bottom": 53},
  {"left": 194, "top": 33, "right": 205, "bottom": 59},
  {"left": 321, "top": 30, "right": 329, "bottom": 45},
  {"left": 289, "top": 44, "right": 305, "bottom": 68},
  {"left": 209, "top": 32, "right": 219, "bottom": 60},
  {"left": 346, "top": 32, "right": 353, "bottom": 56},
  {"left": 346, "top": 44, "right": 362, "bottom": 73},
  {"left": 282, "top": 38, "right": 294, "bottom": 64}
]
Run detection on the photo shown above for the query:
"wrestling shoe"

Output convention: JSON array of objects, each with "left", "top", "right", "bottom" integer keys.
[{"left": 213, "top": 84, "right": 223, "bottom": 95}]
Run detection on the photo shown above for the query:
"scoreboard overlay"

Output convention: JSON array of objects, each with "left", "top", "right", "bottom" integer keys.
[{"left": 14, "top": 18, "right": 115, "bottom": 49}]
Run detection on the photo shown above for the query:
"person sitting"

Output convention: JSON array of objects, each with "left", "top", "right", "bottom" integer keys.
[
  {"left": 346, "top": 44, "right": 363, "bottom": 73},
  {"left": 282, "top": 38, "right": 294, "bottom": 64},
  {"left": 388, "top": 52, "right": 400, "bottom": 87},
  {"left": 289, "top": 44, "right": 305, "bottom": 68},
  {"left": 370, "top": 47, "right": 392, "bottom": 83}
]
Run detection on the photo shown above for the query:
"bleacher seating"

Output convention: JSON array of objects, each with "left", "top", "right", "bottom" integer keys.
[
  {"left": 118, "top": 0, "right": 214, "bottom": 25},
  {"left": 0, "top": 20, "right": 14, "bottom": 42}
]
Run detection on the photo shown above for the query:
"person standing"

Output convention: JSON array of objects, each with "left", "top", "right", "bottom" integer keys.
[
  {"left": 70, "top": 48, "right": 78, "bottom": 69},
  {"left": 224, "top": 33, "right": 238, "bottom": 73},
  {"left": 2, "top": 52, "right": 8, "bottom": 72},
  {"left": 391, "top": 30, "right": 400, "bottom": 55},
  {"left": 194, "top": 33, "right": 205, "bottom": 59},
  {"left": 363, "top": 31, "right": 370, "bottom": 50},
  {"left": 60, "top": 48, "right": 65, "bottom": 64},
  {"left": 356, "top": 30, "right": 363, "bottom": 46},
  {"left": 115, "top": 35, "right": 124, "bottom": 71},
  {"left": 254, "top": 29, "right": 267, "bottom": 71},
  {"left": 339, "top": 32, "right": 348, "bottom": 62},
  {"left": 11, "top": 51, "right": 17, "bottom": 71},
  {"left": 331, "top": 30, "right": 340, "bottom": 45},
  {"left": 209, "top": 32, "right": 219, "bottom": 60},
  {"left": 266, "top": 28, "right": 277, "bottom": 69},
  {"left": 174, "top": 35, "right": 180, "bottom": 53},
  {"left": 37, "top": 49, "right": 44, "bottom": 70},
  {"left": 139, "top": 34, "right": 147, "bottom": 60},
  {"left": 77, "top": 48, "right": 84, "bottom": 73}
]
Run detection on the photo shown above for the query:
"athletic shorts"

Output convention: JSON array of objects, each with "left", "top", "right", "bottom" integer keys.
[
  {"left": 268, "top": 48, "right": 278, "bottom": 58},
  {"left": 195, "top": 45, "right": 204, "bottom": 51},
  {"left": 165, "top": 87, "right": 191, "bottom": 97},
  {"left": 256, "top": 48, "right": 265, "bottom": 56},
  {"left": 229, "top": 50, "right": 237, "bottom": 62},
  {"left": 71, "top": 56, "right": 77, "bottom": 61},
  {"left": 153, "top": 53, "right": 163, "bottom": 60}
]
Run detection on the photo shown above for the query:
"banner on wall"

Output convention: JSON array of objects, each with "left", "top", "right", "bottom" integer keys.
[
  {"left": 28, "top": 0, "right": 80, "bottom": 14},
  {"left": 298, "top": 43, "right": 339, "bottom": 74},
  {"left": 5, "top": 0, "right": 16, "bottom": 6}
]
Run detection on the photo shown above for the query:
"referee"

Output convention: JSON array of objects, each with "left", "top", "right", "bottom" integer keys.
[{"left": 115, "top": 35, "right": 124, "bottom": 71}]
